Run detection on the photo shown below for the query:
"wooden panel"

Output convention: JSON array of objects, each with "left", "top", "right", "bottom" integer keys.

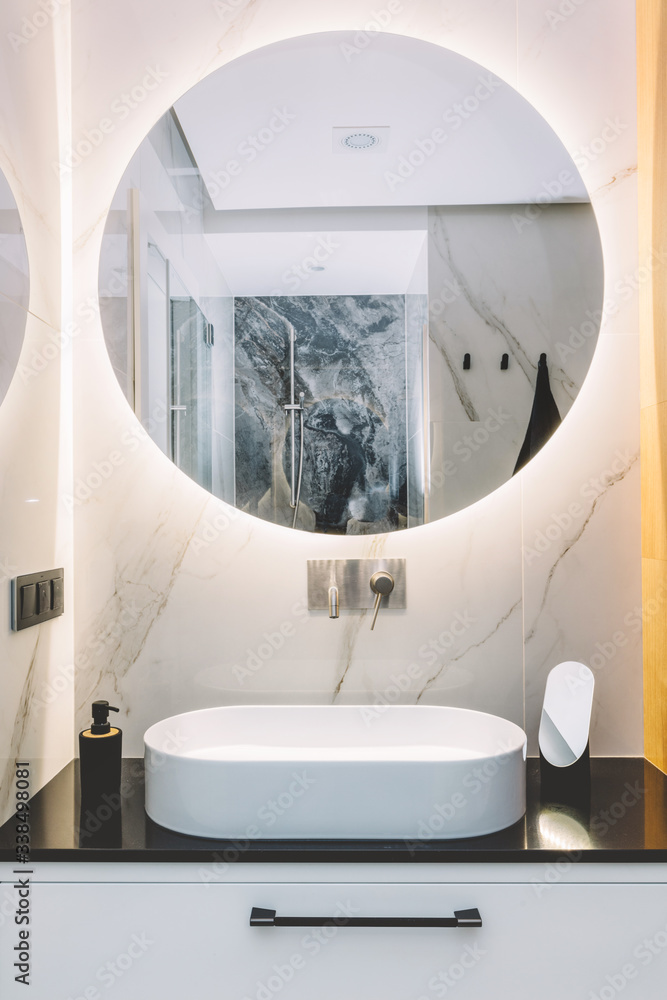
[
  {"left": 638, "top": 0, "right": 667, "bottom": 410},
  {"left": 644, "top": 758, "right": 667, "bottom": 846},
  {"left": 638, "top": 0, "right": 667, "bottom": 773},
  {"left": 642, "top": 558, "right": 667, "bottom": 771},
  {"left": 640, "top": 402, "right": 667, "bottom": 560}
]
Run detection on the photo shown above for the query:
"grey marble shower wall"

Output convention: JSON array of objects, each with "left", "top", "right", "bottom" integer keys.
[
  {"left": 406, "top": 294, "right": 428, "bottom": 528},
  {"left": 234, "top": 295, "right": 426, "bottom": 533}
]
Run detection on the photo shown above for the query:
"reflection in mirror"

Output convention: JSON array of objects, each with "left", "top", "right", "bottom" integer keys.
[
  {"left": 0, "top": 169, "right": 29, "bottom": 402},
  {"left": 99, "top": 32, "right": 603, "bottom": 533}
]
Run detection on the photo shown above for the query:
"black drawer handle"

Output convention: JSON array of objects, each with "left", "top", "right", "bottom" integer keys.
[{"left": 250, "top": 907, "right": 482, "bottom": 928}]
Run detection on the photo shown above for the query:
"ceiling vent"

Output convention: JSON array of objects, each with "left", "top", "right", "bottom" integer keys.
[{"left": 332, "top": 126, "right": 390, "bottom": 153}]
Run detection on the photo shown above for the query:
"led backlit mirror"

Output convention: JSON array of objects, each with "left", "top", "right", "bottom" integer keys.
[
  {"left": 99, "top": 32, "right": 603, "bottom": 533},
  {"left": 0, "top": 168, "right": 29, "bottom": 403}
]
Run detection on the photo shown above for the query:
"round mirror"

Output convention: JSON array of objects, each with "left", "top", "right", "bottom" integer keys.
[
  {"left": 99, "top": 31, "right": 603, "bottom": 533},
  {"left": 0, "top": 168, "right": 29, "bottom": 403}
]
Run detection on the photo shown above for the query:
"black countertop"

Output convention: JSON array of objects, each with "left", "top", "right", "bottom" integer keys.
[{"left": 1, "top": 757, "right": 666, "bottom": 863}]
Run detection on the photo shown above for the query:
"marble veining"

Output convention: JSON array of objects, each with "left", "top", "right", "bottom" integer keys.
[
  {"left": 74, "top": 455, "right": 211, "bottom": 728},
  {"left": 0, "top": 634, "right": 39, "bottom": 820},
  {"left": 234, "top": 295, "right": 419, "bottom": 533},
  {"left": 525, "top": 451, "right": 639, "bottom": 644},
  {"left": 428, "top": 202, "right": 604, "bottom": 517},
  {"left": 0, "top": 0, "right": 643, "bottom": 824},
  {"left": 62, "top": 5, "right": 639, "bottom": 773}
]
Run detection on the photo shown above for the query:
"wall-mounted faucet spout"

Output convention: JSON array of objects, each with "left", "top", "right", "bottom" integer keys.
[{"left": 328, "top": 586, "right": 339, "bottom": 619}]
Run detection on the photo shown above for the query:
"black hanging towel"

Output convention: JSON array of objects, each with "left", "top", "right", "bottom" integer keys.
[{"left": 513, "top": 353, "right": 561, "bottom": 475}]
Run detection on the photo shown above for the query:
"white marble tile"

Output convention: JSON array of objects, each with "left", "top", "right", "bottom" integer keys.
[
  {"left": 391, "top": 0, "right": 519, "bottom": 86},
  {"left": 0, "top": 1, "right": 68, "bottom": 333},
  {"left": 517, "top": 0, "right": 639, "bottom": 348},
  {"left": 0, "top": 3, "right": 73, "bottom": 823},
  {"left": 73, "top": 463, "right": 523, "bottom": 755},
  {"left": 516, "top": 0, "right": 641, "bottom": 757},
  {"left": 522, "top": 334, "right": 641, "bottom": 755},
  {"left": 517, "top": 0, "right": 636, "bottom": 201},
  {"left": 0, "top": 0, "right": 640, "bottom": 831},
  {"left": 65, "top": 0, "right": 641, "bottom": 765},
  {"left": 427, "top": 202, "right": 604, "bottom": 516},
  {"left": 0, "top": 311, "right": 74, "bottom": 823}
]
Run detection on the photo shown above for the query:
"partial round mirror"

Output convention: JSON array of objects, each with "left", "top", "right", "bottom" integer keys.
[
  {"left": 99, "top": 32, "right": 603, "bottom": 533},
  {"left": 0, "top": 168, "right": 29, "bottom": 402}
]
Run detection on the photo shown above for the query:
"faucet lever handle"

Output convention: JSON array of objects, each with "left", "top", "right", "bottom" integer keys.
[{"left": 369, "top": 571, "right": 395, "bottom": 630}]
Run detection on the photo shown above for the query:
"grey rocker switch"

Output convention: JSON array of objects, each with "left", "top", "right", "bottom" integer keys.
[
  {"left": 11, "top": 568, "right": 64, "bottom": 630},
  {"left": 20, "top": 584, "right": 37, "bottom": 619}
]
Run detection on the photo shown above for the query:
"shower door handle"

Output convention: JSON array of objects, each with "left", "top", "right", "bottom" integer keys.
[{"left": 170, "top": 405, "right": 187, "bottom": 466}]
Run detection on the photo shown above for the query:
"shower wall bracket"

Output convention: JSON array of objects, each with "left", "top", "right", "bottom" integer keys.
[{"left": 307, "top": 559, "right": 406, "bottom": 611}]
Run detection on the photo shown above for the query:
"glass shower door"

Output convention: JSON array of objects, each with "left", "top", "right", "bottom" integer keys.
[{"left": 169, "top": 264, "right": 213, "bottom": 493}]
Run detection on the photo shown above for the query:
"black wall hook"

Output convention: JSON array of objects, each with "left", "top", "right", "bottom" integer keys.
[
  {"left": 500, "top": 353, "right": 509, "bottom": 370},
  {"left": 463, "top": 353, "right": 471, "bottom": 370}
]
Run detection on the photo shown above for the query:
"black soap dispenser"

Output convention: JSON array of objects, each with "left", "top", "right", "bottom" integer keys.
[{"left": 79, "top": 700, "right": 122, "bottom": 801}]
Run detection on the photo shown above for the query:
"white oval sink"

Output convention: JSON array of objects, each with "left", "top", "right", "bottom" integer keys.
[{"left": 144, "top": 705, "right": 527, "bottom": 840}]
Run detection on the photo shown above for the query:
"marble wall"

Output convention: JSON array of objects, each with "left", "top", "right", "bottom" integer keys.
[
  {"left": 69, "top": 0, "right": 640, "bottom": 762},
  {"left": 234, "top": 294, "right": 416, "bottom": 533},
  {"left": 0, "top": 1, "right": 74, "bottom": 825},
  {"left": 0, "top": 0, "right": 641, "bottom": 823},
  {"left": 428, "top": 202, "right": 604, "bottom": 517},
  {"left": 405, "top": 293, "right": 428, "bottom": 527}
]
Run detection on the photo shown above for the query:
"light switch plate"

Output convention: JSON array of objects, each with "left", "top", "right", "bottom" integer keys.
[{"left": 11, "top": 568, "right": 64, "bottom": 630}]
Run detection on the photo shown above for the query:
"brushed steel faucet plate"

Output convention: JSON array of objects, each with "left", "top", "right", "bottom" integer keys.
[{"left": 307, "top": 559, "right": 406, "bottom": 610}]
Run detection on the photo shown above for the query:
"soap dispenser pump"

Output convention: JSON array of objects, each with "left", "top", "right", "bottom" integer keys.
[{"left": 79, "top": 700, "right": 122, "bottom": 801}]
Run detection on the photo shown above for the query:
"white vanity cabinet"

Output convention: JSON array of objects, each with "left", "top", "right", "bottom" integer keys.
[{"left": 1, "top": 864, "right": 666, "bottom": 999}]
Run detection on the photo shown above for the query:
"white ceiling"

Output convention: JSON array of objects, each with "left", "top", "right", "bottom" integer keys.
[
  {"left": 174, "top": 31, "right": 588, "bottom": 212},
  {"left": 204, "top": 229, "right": 428, "bottom": 296}
]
